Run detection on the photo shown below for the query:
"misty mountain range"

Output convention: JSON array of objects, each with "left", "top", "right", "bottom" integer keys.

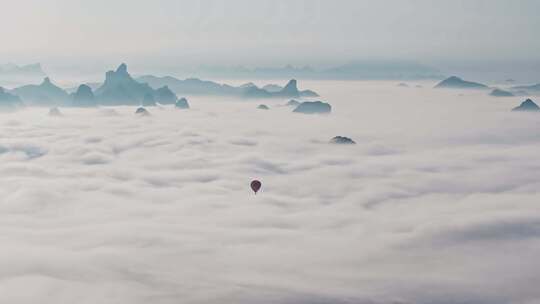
[
  {"left": 137, "top": 75, "right": 318, "bottom": 98},
  {"left": 0, "top": 63, "right": 48, "bottom": 88},
  {"left": 0, "top": 64, "right": 318, "bottom": 108},
  {"left": 11, "top": 77, "right": 70, "bottom": 105},
  {"left": 433, "top": 76, "right": 540, "bottom": 97},
  {"left": 0, "top": 60, "right": 443, "bottom": 83},
  {"left": 434, "top": 76, "right": 489, "bottom": 89},
  {"left": 0, "top": 63, "right": 45, "bottom": 76},
  {"left": 511, "top": 83, "right": 540, "bottom": 92},
  {"left": 183, "top": 60, "right": 444, "bottom": 80},
  {"left": 3, "top": 62, "right": 540, "bottom": 109}
]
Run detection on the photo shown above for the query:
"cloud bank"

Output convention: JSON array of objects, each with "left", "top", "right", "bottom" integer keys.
[{"left": 0, "top": 81, "right": 539, "bottom": 303}]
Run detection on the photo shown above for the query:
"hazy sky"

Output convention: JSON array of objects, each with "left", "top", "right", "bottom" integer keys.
[{"left": 1, "top": 0, "right": 539, "bottom": 71}]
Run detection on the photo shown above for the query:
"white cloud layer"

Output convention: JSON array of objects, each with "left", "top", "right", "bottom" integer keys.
[{"left": 1, "top": 81, "right": 540, "bottom": 303}]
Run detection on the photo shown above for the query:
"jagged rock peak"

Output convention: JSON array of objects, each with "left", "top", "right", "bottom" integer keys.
[
  {"left": 76, "top": 84, "right": 93, "bottom": 95},
  {"left": 283, "top": 79, "right": 298, "bottom": 91},
  {"left": 512, "top": 99, "right": 540, "bottom": 112},
  {"left": 116, "top": 63, "right": 128, "bottom": 74}
]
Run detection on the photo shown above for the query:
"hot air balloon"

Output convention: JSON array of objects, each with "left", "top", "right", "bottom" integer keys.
[{"left": 250, "top": 180, "right": 262, "bottom": 194}]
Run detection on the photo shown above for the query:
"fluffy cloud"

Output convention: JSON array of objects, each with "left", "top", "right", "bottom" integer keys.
[{"left": 0, "top": 82, "right": 539, "bottom": 303}]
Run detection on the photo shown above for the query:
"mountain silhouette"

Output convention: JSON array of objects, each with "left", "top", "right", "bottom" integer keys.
[
  {"left": 512, "top": 99, "right": 540, "bottom": 112},
  {"left": 137, "top": 75, "right": 318, "bottom": 98},
  {"left": 72, "top": 84, "right": 96, "bottom": 107},
  {"left": 154, "top": 86, "right": 177, "bottom": 104},
  {"left": 434, "top": 76, "right": 488, "bottom": 89},
  {"left": 293, "top": 101, "right": 332, "bottom": 114},
  {"left": 330, "top": 136, "right": 356, "bottom": 144},
  {"left": 95, "top": 63, "right": 155, "bottom": 105},
  {"left": 0, "top": 87, "right": 23, "bottom": 109},
  {"left": 489, "top": 88, "right": 514, "bottom": 97},
  {"left": 11, "top": 77, "right": 69, "bottom": 105},
  {"left": 511, "top": 83, "right": 540, "bottom": 92},
  {"left": 0, "top": 63, "right": 45, "bottom": 76}
]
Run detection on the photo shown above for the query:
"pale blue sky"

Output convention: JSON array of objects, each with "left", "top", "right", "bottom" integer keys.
[{"left": 1, "top": 0, "right": 539, "bottom": 72}]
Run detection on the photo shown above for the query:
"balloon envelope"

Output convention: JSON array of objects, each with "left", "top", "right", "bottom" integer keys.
[{"left": 250, "top": 180, "right": 262, "bottom": 194}]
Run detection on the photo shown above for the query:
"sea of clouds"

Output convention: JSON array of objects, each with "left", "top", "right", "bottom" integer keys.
[{"left": 1, "top": 81, "right": 539, "bottom": 304}]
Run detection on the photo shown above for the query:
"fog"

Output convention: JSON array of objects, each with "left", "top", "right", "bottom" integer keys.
[
  {"left": 1, "top": 81, "right": 540, "bottom": 303},
  {"left": 1, "top": 0, "right": 540, "bottom": 80},
  {"left": 2, "top": 1, "right": 540, "bottom": 302}
]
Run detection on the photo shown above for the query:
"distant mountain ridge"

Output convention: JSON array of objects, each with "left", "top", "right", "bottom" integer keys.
[
  {"left": 0, "top": 63, "right": 45, "bottom": 76},
  {"left": 11, "top": 77, "right": 70, "bottom": 106},
  {"left": 511, "top": 83, "right": 540, "bottom": 92},
  {"left": 490, "top": 88, "right": 514, "bottom": 97},
  {"left": 192, "top": 60, "right": 443, "bottom": 80},
  {"left": 0, "top": 87, "right": 23, "bottom": 109},
  {"left": 323, "top": 61, "right": 442, "bottom": 80},
  {"left": 136, "top": 75, "right": 318, "bottom": 98},
  {"left": 8, "top": 64, "right": 180, "bottom": 107},
  {"left": 3, "top": 63, "right": 318, "bottom": 107},
  {"left": 136, "top": 75, "right": 239, "bottom": 96},
  {"left": 434, "top": 76, "right": 489, "bottom": 89},
  {"left": 0, "top": 63, "right": 48, "bottom": 88}
]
